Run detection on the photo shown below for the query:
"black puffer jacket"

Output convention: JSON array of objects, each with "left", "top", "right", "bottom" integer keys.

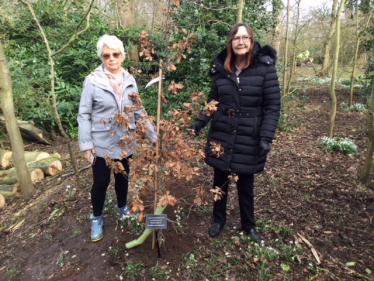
[{"left": 196, "top": 42, "right": 281, "bottom": 174}]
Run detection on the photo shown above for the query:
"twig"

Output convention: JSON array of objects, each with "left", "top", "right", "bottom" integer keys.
[
  {"left": 61, "top": 164, "right": 91, "bottom": 178},
  {"left": 327, "top": 254, "right": 371, "bottom": 280},
  {"left": 353, "top": 272, "right": 372, "bottom": 280},
  {"left": 5, "top": 219, "right": 25, "bottom": 233},
  {"left": 306, "top": 273, "right": 319, "bottom": 281},
  {"left": 320, "top": 268, "right": 343, "bottom": 281},
  {"left": 297, "top": 232, "right": 321, "bottom": 264},
  {"left": 343, "top": 226, "right": 373, "bottom": 236}
]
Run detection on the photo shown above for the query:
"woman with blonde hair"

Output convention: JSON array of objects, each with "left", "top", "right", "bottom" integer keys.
[{"left": 78, "top": 34, "right": 156, "bottom": 242}]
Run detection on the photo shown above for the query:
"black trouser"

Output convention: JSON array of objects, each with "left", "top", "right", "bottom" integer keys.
[
  {"left": 213, "top": 168, "right": 255, "bottom": 229},
  {"left": 91, "top": 156, "right": 130, "bottom": 217}
]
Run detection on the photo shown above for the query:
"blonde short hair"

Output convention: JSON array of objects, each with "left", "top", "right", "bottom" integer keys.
[{"left": 96, "top": 34, "right": 126, "bottom": 59}]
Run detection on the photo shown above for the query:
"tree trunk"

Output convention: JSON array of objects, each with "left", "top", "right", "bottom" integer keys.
[
  {"left": 282, "top": 0, "right": 290, "bottom": 96},
  {"left": 272, "top": 13, "right": 282, "bottom": 54},
  {"left": 237, "top": 0, "right": 244, "bottom": 23},
  {"left": 349, "top": 4, "right": 374, "bottom": 107},
  {"left": 349, "top": 3, "right": 360, "bottom": 107},
  {"left": 0, "top": 41, "right": 35, "bottom": 199},
  {"left": 319, "top": 0, "right": 338, "bottom": 77},
  {"left": 328, "top": 0, "right": 346, "bottom": 138},
  {"left": 286, "top": 0, "right": 301, "bottom": 95},
  {"left": 118, "top": 0, "right": 139, "bottom": 62},
  {"left": 23, "top": 0, "right": 94, "bottom": 190},
  {"left": 271, "top": 0, "right": 283, "bottom": 54},
  {"left": 359, "top": 81, "right": 374, "bottom": 182}
]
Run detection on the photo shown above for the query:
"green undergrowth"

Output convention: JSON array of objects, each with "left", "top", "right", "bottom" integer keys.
[
  {"left": 278, "top": 91, "right": 309, "bottom": 133},
  {"left": 170, "top": 219, "right": 305, "bottom": 280}
]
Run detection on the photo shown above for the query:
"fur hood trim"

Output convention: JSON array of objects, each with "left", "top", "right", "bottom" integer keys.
[{"left": 213, "top": 42, "right": 278, "bottom": 67}]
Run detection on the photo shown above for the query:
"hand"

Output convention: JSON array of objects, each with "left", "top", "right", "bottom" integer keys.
[
  {"left": 190, "top": 121, "right": 204, "bottom": 137},
  {"left": 84, "top": 149, "right": 96, "bottom": 164},
  {"left": 258, "top": 138, "right": 271, "bottom": 156}
]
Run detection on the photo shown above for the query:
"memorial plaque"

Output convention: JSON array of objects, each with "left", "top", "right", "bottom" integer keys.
[{"left": 145, "top": 214, "right": 167, "bottom": 229}]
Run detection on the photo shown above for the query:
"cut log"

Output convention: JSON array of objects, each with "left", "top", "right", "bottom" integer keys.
[
  {"left": 0, "top": 184, "right": 16, "bottom": 192},
  {"left": 0, "top": 116, "right": 51, "bottom": 145},
  {"left": 0, "top": 150, "right": 12, "bottom": 169},
  {"left": 0, "top": 170, "right": 18, "bottom": 185},
  {"left": 31, "top": 168, "right": 44, "bottom": 182},
  {"left": 0, "top": 194, "right": 5, "bottom": 208},
  {"left": 0, "top": 150, "right": 51, "bottom": 169},
  {"left": 26, "top": 156, "right": 62, "bottom": 176},
  {"left": 0, "top": 191, "right": 12, "bottom": 198},
  {"left": 0, "top": 167, "right": 45, "bottom": 185},
  {"left": 0, "top": 155, "right": 61, "bottom": 184}
]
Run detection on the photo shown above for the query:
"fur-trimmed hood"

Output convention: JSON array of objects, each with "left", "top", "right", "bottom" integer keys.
[{"left": 212, "top": 42, "right": 278, "bottom": 68}]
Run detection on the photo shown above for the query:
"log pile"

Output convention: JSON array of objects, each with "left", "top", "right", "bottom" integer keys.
[
  {"left": 0, "top": 150, "right": 51, "bottom": 169},
  {"left": 0, "top": 152, "right": 63, "bottom": 199}
]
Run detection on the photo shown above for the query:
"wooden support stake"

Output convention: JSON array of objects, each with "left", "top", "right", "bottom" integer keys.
[{"left": 153, "top": 61, "right": 163, "bottom": 249}]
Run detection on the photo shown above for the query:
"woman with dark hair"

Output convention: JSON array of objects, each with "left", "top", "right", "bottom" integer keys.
[{"left": 190, "top": 23, "right": 281, "bottom": 240}]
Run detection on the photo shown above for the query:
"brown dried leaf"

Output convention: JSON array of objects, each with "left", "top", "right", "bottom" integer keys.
[
  {"left": 168, "top": 63, "right": 177, "bottom": 72},
  {"left": 157, "top": 191, "right": 177, "bottom": 207},
  {"left": 209, "top": 141, "right": 224, "bottom": 158},
  {"left": 210, "top": 186, "right": 226, "bottom": 201},
  {"left": 129, "top": 196, "right": 145, "bottom": 215},
  {"left": 168, "top": 80, "right": 184, "bottom": 94},
  {"left": 203, "top": 100, "right": 219, "bottom": 116}
]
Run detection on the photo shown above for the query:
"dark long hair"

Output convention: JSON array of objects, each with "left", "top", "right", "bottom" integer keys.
[{"left": 224, "top": 23, "right": 255, "bottom": 74}]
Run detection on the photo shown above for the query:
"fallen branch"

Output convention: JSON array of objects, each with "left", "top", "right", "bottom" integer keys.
[
  {"left": 5, "top": 219, "right": 25, "bottom": 233},
  {"left": 0, "top": 116, "right": 51, "bottom": 145},
  {"left": 306, "top": 273, "right": 320, "bottom": 281},
  {"left": 61, "top": 164, "right": 91, "bottom": 178},
  {"left": 297, "top": 232, "right": 321, "bottom": 265},
  {"left": 320, "top": 268, "right": 343, "bottom": 281}
]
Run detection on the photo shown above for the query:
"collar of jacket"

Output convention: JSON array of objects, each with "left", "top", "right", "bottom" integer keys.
[
  {"left": 90, "top": 64, "right": 135, "bottom": 91},
  {"left": 210, "top": 42, "right": 278, "bottom": 75}
]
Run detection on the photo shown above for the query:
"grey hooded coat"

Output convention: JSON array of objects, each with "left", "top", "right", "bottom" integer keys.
[{"left": 78, "top": 65, "right": 156, "bottom": 159}]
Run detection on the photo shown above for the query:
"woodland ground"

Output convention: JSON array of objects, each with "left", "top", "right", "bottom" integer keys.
[{"left": 0, "top": 76, "right": 374, "bottom": 280}]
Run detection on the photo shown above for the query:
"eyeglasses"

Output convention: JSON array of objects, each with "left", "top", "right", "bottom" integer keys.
[
  {"left": 233, "top": 36, "right": 250, "bottom": 43},
  {"left": 102, "top": 52, "right": 121, "bottom": 60}
]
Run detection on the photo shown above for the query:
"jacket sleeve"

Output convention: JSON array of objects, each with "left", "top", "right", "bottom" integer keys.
[
  {"left": 77, "top": 76, "right": 94, "bottom": 151},
  {"left": 260, "top": 65, "right": 281, "bottom": 140},
  {"left": 134, "top": 107, "right": 157, "bottom": 143}
]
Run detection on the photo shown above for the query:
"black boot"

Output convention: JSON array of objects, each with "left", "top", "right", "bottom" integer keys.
[
  {"left": 244, "top": 228, "right": 261, "bottom": 241},
  {"left": 208, "top": 223, "right": 224, "bottom": 237}
]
